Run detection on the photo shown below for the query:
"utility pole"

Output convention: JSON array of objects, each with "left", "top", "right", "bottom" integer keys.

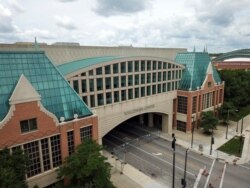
[
  {"left": 226, "top": 109, "right": 229, "bottom": 139},
  {"left": 210, "top": 129, "right": 214, "bottom": 155},
  {"left": 172, "top": 133, "right": 176, "bottom": 188},
  {"left": 191, "top": 116, "right": 195, "bottom": 148},
  {"left": 181, "top": 148, "right": 189, "bottom": 188}
]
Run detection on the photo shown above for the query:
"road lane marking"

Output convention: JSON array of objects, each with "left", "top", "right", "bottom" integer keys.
[
  {"left": 204, "top": 159, "right": 216, "bottom": 188},
  {"left": 194, "top": 168, "right": 205, "bottom": 188},
  {"left": 219, "top": 163, "right": 227, "bottom": 188},
  {"left": 238, "top": 164, "right": 250, "bottom": 171}
]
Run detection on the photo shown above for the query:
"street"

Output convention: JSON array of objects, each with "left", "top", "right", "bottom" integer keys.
[{"left": 103, "top": 123, "right": 250, "bottom": 188}]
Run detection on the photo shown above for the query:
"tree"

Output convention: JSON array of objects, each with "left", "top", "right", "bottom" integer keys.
[
  {"left": 0, "top": 148, "right": 28, "bottom": 188},
  {"left": 57, "top": 139, "right": 115, "bottom": 188},
  {"left": 200, "top": 111, "right": 219, "bottom": 134},
  {"left": 219, "top": 102, "right": 237, "bottom": 124}
]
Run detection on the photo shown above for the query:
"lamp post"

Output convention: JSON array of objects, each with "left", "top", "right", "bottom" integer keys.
[
  {"left": 226, "top": 108, "right": 229, "bottom": 139},
  {"left": 210, "top": 129, "right": 214, "bottom": 155},
  {"left": 241, "top": 118, "right": 244, "bottom": 134},
  {"left": 172, "top": 133, "right": 176, "bottom": 188},
  {"left": 191, "top": 116, "right": 195, "bottom": 148},
  {"left": 181, "top": 148, "right": 189, "bottom": 188}
]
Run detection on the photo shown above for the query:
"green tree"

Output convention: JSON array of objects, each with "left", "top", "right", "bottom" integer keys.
[
  {"left": 57, "top": 139, "right": 115, "bottom": 188},
  {"left": 200, "top": 111, "right": 219, "bottom": 134},
  {"left": 0, "top": 148, "right": 28, "bottom": 188},
  {"left": 219, "top": 102, "right": 237, "bottom": 124}
]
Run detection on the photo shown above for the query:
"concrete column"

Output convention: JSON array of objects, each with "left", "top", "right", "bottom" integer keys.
[
  {"left": 162, "top": 115, "right": 168, "bottom": 133},
  {"left": 139, "top": 114, "right": 144, "bottom": 126},
  {"left": 148, "top": 113, "right": 154, "bottom": 127}
]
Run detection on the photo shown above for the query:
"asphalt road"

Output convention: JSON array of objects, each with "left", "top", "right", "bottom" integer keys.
[{"left": 103, "top": 124, "right": 250, "bottom": 188}]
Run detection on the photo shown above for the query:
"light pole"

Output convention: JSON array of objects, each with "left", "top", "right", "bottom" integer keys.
[
  {"left": 226, "top": 108, "right": 229, "bottom": 139},
  {"left": 210, "top": 129, "right": 214, "bottom": 155},
  {"left": 241, "top": 118, "right": 244, "bottom": 134},
  {"left": 181, "top": 148, "right": 189, "bottom": 188},
  {"left": 172, "top": 133, "right": 176, "bottom": 188},
  {"left": 191, "top": 116, "right": 195, "bottom": 148}
]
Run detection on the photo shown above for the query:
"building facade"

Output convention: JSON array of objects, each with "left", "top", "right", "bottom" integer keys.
[
  {"left": 174, "top": 52, "right": 224, "bottom": 132},
  {"left": 0, "top": 51, "right": 98, "bottom": 187}
]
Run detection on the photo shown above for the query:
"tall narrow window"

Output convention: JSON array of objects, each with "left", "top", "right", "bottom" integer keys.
[
  {"left": 177, "top": 96, "right": 187, "bottom": 114},
  {"left": 51, "top": 135, "right": 62, "bottom": 168},
  {"left": 192, "top": 96, "right": 197, "bottom": 113},
  {"left": 73, "top": 80, "right": 79, "bottom": 93},
  {"left": 81, "top": 79, "right": 86, "bottom": 93},
  {"left": 67, "top": 131, "right": 74, "bottom": 155},
  {"left": 41, "top": 138, "right": 51, "bottom": 171}
]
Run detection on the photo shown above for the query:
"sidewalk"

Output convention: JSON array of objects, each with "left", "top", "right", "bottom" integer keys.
[{"left": 162, "top": 114, "right": 250, "bottom": 165}]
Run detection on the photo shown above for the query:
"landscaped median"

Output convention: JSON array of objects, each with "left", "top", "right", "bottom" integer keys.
[{"left": 218, "top": 136, "right": 245, "bottom": 157}]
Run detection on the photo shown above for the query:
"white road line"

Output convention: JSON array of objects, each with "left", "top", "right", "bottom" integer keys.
[
  {"left": 239, "top": 164, "right": 250, "bottom": 171},
  {"left": 219, "top": 163, "right": 227, "bottom": 188},
  {"left": 204, "top": 159, "right": 216, "bottom": 188},
  {"left": 194, "top": 168, "right": 204, "bottom": 188}
]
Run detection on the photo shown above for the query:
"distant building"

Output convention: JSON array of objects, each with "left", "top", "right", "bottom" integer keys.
[
  {"left": 0, "top": 51, "right": 98, "bottom": 187},
  {"left": 212, "top": 49, "right": 250, "bottom": 70}
]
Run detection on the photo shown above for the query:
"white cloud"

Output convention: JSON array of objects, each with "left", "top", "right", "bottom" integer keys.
[
  {"left": 0, "top": 4, "right": 16, "bottom": 33},
  {"left": 54, "top": 16, "right": 77, "bottom": 30},
  {"left": 8, "top": 0, "right": 25, "bottom": 13}
]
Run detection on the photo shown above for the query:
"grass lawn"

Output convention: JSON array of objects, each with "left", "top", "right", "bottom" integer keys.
[
  {"left": 230, "top": 105, "right": 250, "bottom": 121},
  {"left": 218, "top": 136, "right": 244, "bottom": 157}
]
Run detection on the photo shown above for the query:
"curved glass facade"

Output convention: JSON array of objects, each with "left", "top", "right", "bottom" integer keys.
[{"left": 67, "top": 58, "right": 183, "bottom": 108}]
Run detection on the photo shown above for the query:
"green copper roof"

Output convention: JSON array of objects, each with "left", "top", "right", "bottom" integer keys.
[
  {"left": 175, "top": 52, "right": 221, "bottom": 91},
  {"left": 0, "top": 51, "right": 92, "bottom": 121},
  {"left": 57, "top": 56, "right": 119, "bottom": 76}
]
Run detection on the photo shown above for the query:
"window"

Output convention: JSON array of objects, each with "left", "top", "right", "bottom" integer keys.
[
  {"left": 113, "top": 76, "right": 119, "bottom": 88},
  {"left": 90, "top": 95, "right": 95, "bottom": 107},
  {"left": 134, "top": 61, "right": 139, "bottom": 72},
  {"left": 147, "top": 61, "right": 151, "bottom": 70},
  {"left": 105, "top": 77, "right": 111, "bottom": 89},
  {"left": 89, "top": 79, "right": 94, "bottom": 92},
  {"left": 114, "top": 91, "right": 119, "bottom": 102},
  {"left": 97, "top": 93, "right": 104, "bottom": 106},
  {"left": 81, "top": 72, "right": 86, "bottom": 76},
  {"left": 141, "top": 87, "right": 145, "bottom": 97},
  {"left": 20, "top": 118, "right": 37, "bottom": 133},
  {"left": 141, "top": 74, "right": 145, "bottom": 84},
  {"left": 121, "top": 76, "right": 126, "bottom": 87},
  {"left": 153, "top": 73, "right": 156, "bottom": 83},
  {"left": 147, "top": 86, "right": 151, "bottom": 96},
  {"left": 81, "top": 79, "right": 86, "bottom": 92},
  {"left": 82, "top": 96, "right": 87, "bottom": 106},
  {"left": 163, "top": 62, "right": 167, "bottom": 69},
  {"left": 152, "top": 85, "right": 156, "bottom": 94},
  {"left": 128, "top": 61, "right": 133, "bottom": 72},
  {"left": 163, "top": 83, "right": 166, "bottom": 92},
  {"left": 128, "top": 89, "right": 133, "bottom": 99},
  {"left": 121, "top": 90, "right": 126, "bottom": 101},
  {"left": 128, "top": 75, "right": 133, "bottom": 86},
  {"left": 168, "top": 71, "right": 171, "bottom": 80},
  {"left": 41, "top": 138, "right": 51, "bottom": 171},
  {"left": 80, "top": 126, "right": 92, "bottom": 142},
  {"left": 153, "top": 61, "right": 157, "bottom": 70},
  {"left": 141, "top": 61, "right": 145, "bottom": 71},
  {"left": 24, "top": 141, "right": 41, "bottom": 177},
  {"left": 177, "top": 96, "right": 187, "bottom": 114},
  {"left": 89, "top": 70, "right": 93, "bottom": 76},
  {"left": 67, "top": 131, "right": 74, "bottom": 155},
  {"left": 113, "top": 63, "right": 118, "bottom": 74},
  {"left": 147, "top": 73, "right": 151, "bottom": 83},
  {"left": 158, "top": 72, "right": 162, "bottom": 82},
  {"left": 135, "top": 88, "right": 139, "bottom": 98},
  {"left": 158, "top": 61, "right": 162, "bottom": 69},
  {"left": 158, "top": 84, "right": 161, "bottom": 93},
  {"left": 50, "top": 135, "right": 62, "bottom": 168},
  {"left": 97, "top": 78, "right": 103, "bottom": 90},
  {"left": 167, "top": 82, "right": 171, "bottom": 91},
  {"left": 135, "top": 74, "right": 139, "bottom": 85},
  {"left": 163, "top": 72, "right": 167, "bottom": 81},
  {"left": 106, "top": 92, "right": 112, "bottom": 104},
  {"left": 192, "top": 96, "right": 197, "bottom": 113},
  {"left": 105, "top": 65, "right": 110, "bottom": 74},
  {"left": 177, "top": 121, "right": 186, "bottom": 132},
  {"left": 96, "top": 67, "right": 102, "bottom": 75},
  {"left": 208, "top": 82, "right": 212, "bottom": 87},
  {"left": 121, "top": 62, "right": 126, "bottom": 73},
  {"left": 73, "top": 80, "right": 79, "bottom": 93}
]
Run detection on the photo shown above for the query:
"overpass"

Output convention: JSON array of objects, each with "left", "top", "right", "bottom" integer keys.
[{"left": 57, "top": 56, "right": 184, "bottom": 143}]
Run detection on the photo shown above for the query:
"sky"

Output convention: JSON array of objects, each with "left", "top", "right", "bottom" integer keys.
[{"left": 0, "top": 0, "right": 249, "bottom": 52}]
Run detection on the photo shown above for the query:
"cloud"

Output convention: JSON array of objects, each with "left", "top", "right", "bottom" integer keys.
[
  {"left": 8, "top": 0, "right": 25, "bottom": 13},
  {"left": 54, "top": 16, "right": 77, "bottom": 30},
  {"left": 0, "top": 4, "right": 16, "bottom": 33},
  {"left": 57, "top": 0, "right": 77, "bottom": 2},
  {"left": 94, "top": 0, "right": 150, "bottom": 17}
]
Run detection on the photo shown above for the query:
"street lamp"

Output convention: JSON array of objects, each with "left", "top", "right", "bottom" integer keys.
[
  {"left": 210, "top": 129, "right": 214, "bottom": 155},
  {"left": 191, "top": 116, "right": 195, "bottom": 148},
  {"left": 226, "top": 108, "right": 229, "bottom": 139},
  {"left": 172, "top": 133, "right": 176, "bottom": 188},
  {"left": 181, "top": 148, "right": 189, "bottom": 188}
]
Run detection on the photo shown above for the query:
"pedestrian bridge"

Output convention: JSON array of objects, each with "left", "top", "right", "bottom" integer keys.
[{"left": 57, "top": 56, "right": 184, "bottom": 143}]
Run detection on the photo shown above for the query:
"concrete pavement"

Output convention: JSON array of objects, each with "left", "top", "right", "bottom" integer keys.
[{"left": 106, "top": 114, "right": 250, "bottom": 187}]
